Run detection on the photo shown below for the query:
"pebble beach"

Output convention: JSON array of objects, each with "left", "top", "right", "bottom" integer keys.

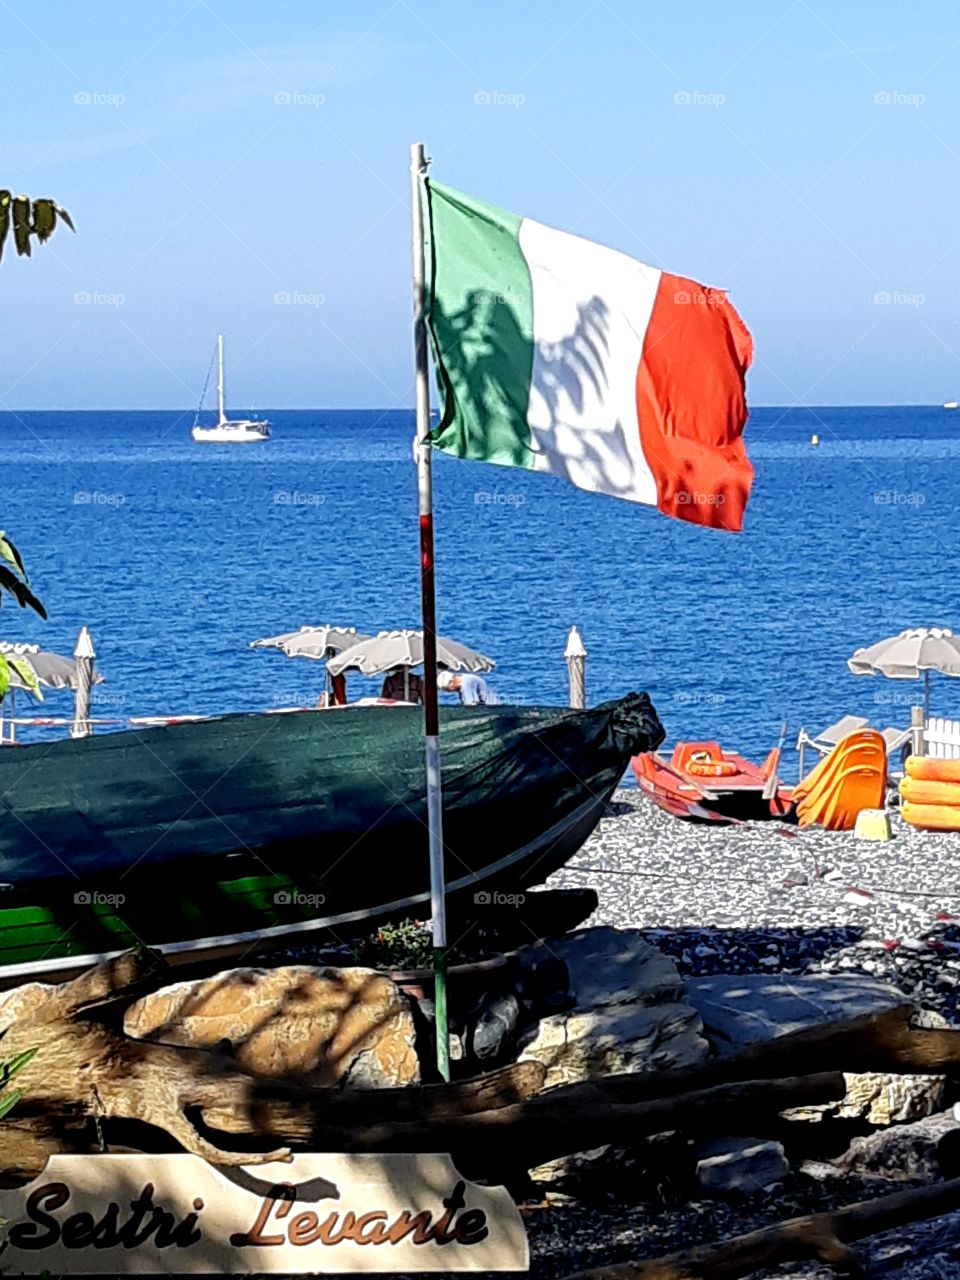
[
  {"left": 553, "top": 788, "right": 960, "bottom": 1023},
  {"left": 526, "top": 789, "right": 960, "bottom": 1278}
]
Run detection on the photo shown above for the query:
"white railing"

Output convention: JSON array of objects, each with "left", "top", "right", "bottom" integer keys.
[{"left": 924, "top": 716, "right": 960, "bottom": 759}]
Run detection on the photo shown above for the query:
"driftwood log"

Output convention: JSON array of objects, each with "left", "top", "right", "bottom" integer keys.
[
  {"left": 3, "top": 949, "right": 960, "bottom": 1180},
  {"left": 563, "top": 1174, "right": 960, "bottom": 1280},
  {"left": 0, "top": 949, "right": 548, "bottom": 1175}
]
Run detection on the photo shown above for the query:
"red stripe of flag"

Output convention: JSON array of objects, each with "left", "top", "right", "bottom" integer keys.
[{"left": 635, "top": 272, "right": 754, "bottom": 532}]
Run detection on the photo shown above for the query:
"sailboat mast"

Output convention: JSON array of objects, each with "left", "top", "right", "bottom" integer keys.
[{"left": 217, "top": 334, "right": 226, "bottom": 424}]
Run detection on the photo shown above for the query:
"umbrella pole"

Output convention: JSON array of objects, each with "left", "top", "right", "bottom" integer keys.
[
  {"left": 72, "top": 627, "right": 95, "bottom": 739},
  {"left": 925, "top": 670, "right": 931, "bottom": 722},
  {"left": 564, "top": 625, "right": 587, "bottom": 709},
  {"left": 411, "top": 140, "right": 449, "bottom": 1082}
]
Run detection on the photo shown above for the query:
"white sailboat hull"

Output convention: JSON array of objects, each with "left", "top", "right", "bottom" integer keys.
[{"left": 191, "top": 419, "right": 270, "bottom": 443}]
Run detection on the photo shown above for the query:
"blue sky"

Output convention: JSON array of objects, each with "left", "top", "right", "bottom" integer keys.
[{"left": 2, "top": 0, "right": 959, "bottom": 408}]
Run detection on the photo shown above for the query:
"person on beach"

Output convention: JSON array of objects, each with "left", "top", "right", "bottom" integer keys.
[
  {"left": 437, "top": 669, "right": 500, "bottom": 705},
  {"left": 316, "top": 669, "right": 348, "bottom": 707},
  {"left": 316, "top": 648, "right": 348, "bottom": 707},
  {"left": 380, "top": 667, "right": 424, "bottom": 703}
]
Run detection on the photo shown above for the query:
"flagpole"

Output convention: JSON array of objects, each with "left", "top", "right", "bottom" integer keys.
[{"left": 410, "top": 140, "right": 450, "bottom": 1082}]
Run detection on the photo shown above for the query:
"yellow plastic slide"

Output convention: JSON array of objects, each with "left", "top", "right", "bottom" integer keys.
[{"left": 794, "top": 731, "right": 887, "bottom": 830}]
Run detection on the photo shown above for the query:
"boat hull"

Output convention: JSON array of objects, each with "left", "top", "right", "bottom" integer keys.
[
  {"left": 633, "top": 747, "right": 794, "bottom": 824},
  {"left": 0, "top": 694, "right": 663, "bottom": 982},
  {"left": 191, "top": 420, "right": 269, "bottom": 443}
]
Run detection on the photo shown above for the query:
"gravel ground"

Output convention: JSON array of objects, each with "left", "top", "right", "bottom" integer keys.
[
  {"left": 523, "top": 1186, "right": 960, "bottom": 1280},
  {"left": 522, "top": 788, "right": 960, "bottom": 1279},
  {"left": 550, "top": 788, "right": 960, "bottom": 1023}
]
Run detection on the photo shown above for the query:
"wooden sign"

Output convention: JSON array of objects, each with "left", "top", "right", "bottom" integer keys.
[{"left": 0, "top": 1153, "right": 529, "bottom": 1274}]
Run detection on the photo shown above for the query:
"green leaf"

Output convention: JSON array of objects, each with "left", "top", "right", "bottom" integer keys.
[
  {"left": 0, "top": 190, "right": 10, "bottom": 265},
  {"left": 0, "top": 564, "right": 46, "bottom": 618},
  {"left": 0, "top": 654, "right": 10, "bottom": 702},
  {"left": 12, "top": 195, "right": 31, "bottom": 257},
  {"left": 0, "top": 531, "right": 27, "bottom": 577},
  {"left": 55, "top": 204, "right": 76, "bottom": 233},
  {"left": 0, "top": 1087, "right": 25, "bottom": 1119},
  {"left": 0, "top": 1046, "right": 37, "bottom": 1085},
  {"left": 9, "top": 657, "right": 43, "bottom": 702},
  {"left": 0, "top": 1046, "right": 37, "bottom": 1116},
  {"left": 0, "top": 191, "right": 73, "bottom": 263},
  {"left": 31, "top": 199, "right": 57, "bottom": 243}
]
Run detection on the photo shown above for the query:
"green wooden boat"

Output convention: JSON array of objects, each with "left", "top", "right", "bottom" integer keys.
[{"left": 0, "top": 693, "right": 662, "bottom": 985}]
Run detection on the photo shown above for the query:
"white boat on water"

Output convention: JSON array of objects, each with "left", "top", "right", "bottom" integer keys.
[
  {"left": 944, "top": 401, "right": 958, "bottom": 410},
  {"left": 191, "top": 335, "right": 270, "bottom": 443}
]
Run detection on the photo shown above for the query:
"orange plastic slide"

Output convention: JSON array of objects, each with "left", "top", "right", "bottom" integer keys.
[{"left": 793, "top": 731, "right": 887, "bottom": 830}]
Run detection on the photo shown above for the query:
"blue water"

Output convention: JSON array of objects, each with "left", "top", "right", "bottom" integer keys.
[{"left": 1, "top": 405, "right": 957, "bottom": 772}]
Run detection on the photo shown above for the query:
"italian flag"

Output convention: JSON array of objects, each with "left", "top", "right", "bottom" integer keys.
[{"left": 424, "top": 181, "right": 754, "bottom": 532}]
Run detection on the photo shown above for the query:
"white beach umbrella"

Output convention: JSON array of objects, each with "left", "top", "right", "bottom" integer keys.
[
  {"left": 250, "top": 625, "right": 373, "bottom": 659},
  {"left": 0, "top": 641, "right": 105, "bottom": 692},
  {"left": 327, "top": 629, "right": 495, "bottom": 678},
  {"left": 848, "top": 627, "right": 960, "bottom": 716}
]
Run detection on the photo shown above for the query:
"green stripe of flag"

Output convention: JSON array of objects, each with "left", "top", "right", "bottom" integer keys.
[{"left": 424, "top": 179, "right": 536, "bottom": 469}]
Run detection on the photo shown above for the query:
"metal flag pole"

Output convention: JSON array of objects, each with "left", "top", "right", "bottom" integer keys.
[{"left": 410, "top": 140, "right": 450, "bottom": 1082}]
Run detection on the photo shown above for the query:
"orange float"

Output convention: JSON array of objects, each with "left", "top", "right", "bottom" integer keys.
[
  {"left": 901, "top": 800, "right": 960, "bottom": 832},
  {"left": 686, "top": 752, "right": 738, "bottom": 778},
  {"left": 905, "top": 756, "right": 960, "bottom": 784},
  {"left": 899, "top": 775, "right": 960, "bottom": 806}
]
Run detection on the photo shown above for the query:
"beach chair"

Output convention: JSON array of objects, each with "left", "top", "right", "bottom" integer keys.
[
  {"left": 795, "top": 715, "right": 870, "bottom": 778},
  {"left": 880, "top": 724, "right": 914, "bottom": 780}
]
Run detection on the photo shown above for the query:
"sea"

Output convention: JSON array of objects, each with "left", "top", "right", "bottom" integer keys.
[{"left": 1, "top": 405, "right": 957, "bottom": 778}]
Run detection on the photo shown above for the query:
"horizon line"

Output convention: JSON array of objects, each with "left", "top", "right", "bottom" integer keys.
[{"left": 0, "top": 402, "right": 949, "bottom": 413}]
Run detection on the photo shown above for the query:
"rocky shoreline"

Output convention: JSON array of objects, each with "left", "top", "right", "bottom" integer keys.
[{"left": 5, "top": 786, "right": 960, "bottom": 1278}]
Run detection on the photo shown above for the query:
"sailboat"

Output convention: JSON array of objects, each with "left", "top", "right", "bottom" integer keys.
[{"left": 191, "top": 335, "right": 270, "bottom": 443}]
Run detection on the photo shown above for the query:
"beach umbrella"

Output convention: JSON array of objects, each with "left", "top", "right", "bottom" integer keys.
[
  {"left": 848, "top": 627, "right": 960, "bottom": 717},
  {"left": 71, "top": 626, "right": 96, "bottom": 739},
  {"left": 327, "top": 629, "right": 495, "bottom": 678},
  {"left": 0, "top": 641, "right": 104, "bottom": 692},
  {"left": 251, "top": 625, "right": 374, "bottom": 703},
  {"left": 250, "top": 625, "right": 373, "bottom": 659}
]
